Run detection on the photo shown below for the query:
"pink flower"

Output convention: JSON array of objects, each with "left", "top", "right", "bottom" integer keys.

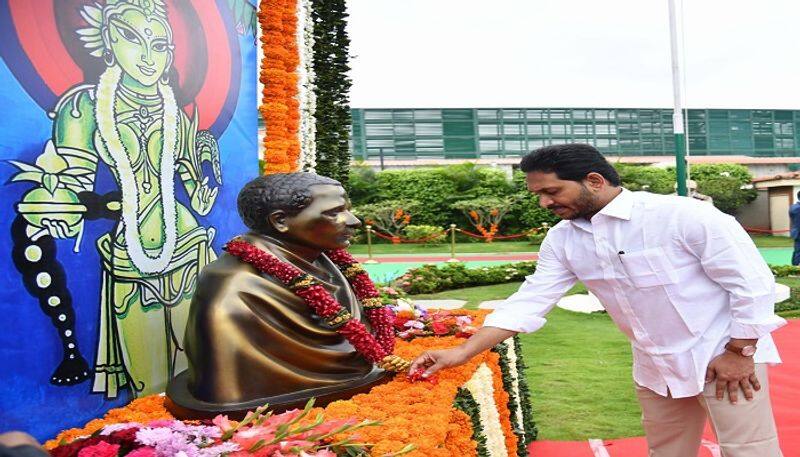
[
  {"left": 76, "top": 441, "right": 120, "bottom": 457},
  {"left": 211, "top": 414, "right": 235, "bottom": 433},
  {"left": 403, "top": 320, "right": 424, "bottom": 330},
  {"left": 125, "top": 447, "right": 156, "bottom": 457},
  {"left": 456, "top": 316, "right": 472, "bottom": 326},
  {"left": 300, "top": 450, "right": 336, "bottom": 457},
  {"left": 99, "top": 423, "right": 139, "bottom": 436},
  {"left": 431, "top": 321, "right": 450, "bottom": 335},
  {"left": 231, "top": 426, "right": 276, "bottom": 450}
]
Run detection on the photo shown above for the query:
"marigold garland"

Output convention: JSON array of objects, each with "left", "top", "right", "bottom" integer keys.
[
  {"left": 46, "top": 311, "right": 532, "bottom": 457},
  {"left": 259, "top": 0, "right": 301, "bottom": 173}
]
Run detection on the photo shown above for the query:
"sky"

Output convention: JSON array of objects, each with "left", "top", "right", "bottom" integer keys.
[{"left": 346, "top": 0, "right": 800, "bottom": 110}]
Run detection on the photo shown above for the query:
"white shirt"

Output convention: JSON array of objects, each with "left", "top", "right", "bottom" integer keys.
[{"left": 484, "top": 188, "right": 786, "bottom": 398}]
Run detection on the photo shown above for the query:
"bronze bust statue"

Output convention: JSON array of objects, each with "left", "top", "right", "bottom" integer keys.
[{"left": 166, "top": 173, "right": 389, "bottom": 419}]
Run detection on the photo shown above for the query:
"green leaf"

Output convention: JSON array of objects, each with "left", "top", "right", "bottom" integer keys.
[{"left": 42, "top": 173, "right": 59, "bottom": 195}]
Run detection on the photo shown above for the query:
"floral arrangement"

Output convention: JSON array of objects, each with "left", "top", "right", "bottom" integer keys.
[
  {"left": 392, "top": 301, "right": 477, "bottom": 340},
  {"left": 49, "top": 398, "right": 414, "bottom": 457},
  {"left": 295, "top": 0, "right": 317, "bottom": 171},
  {"left": 47, "top": 311, "right": 537, "bottom": 457},
  {"left": 259, "top": 0, "right": 301, "bottom": 173}
]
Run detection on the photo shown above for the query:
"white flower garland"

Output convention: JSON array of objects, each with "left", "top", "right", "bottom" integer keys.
[
  {"left": 295, "top": 0, "right": 317, "bottom": 172},
  {"left": 505, "top": 337, "right": 526, "bottom": 443},
  {"left": 96, "top": 66, "right": 178, "bottom": 274},
  {"left": 464, "top": 363, "right": 509, "bottom": 457}
]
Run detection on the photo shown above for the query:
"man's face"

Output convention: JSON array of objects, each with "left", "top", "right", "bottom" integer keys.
[
  {"left": 281, "top": 185, "right": 361, "bottom": 250},
  {"left": 526, "top": 171, "right": 600, "bottom": 220}
]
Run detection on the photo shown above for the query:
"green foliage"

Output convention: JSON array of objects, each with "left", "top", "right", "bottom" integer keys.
[
  {"left": 401, "top": 224, "right": 446, "bottom": 244},
  {"left": 393, "top": 261, "right": 537, "bottom": 294},
  {"left": 613, "top": 164, "right": 675, "bottom": 194},
  {"left": 311, "top": 0, "right": 351, "bottom": 185},
  {"left": 347, "top": 162, "right": 379, "bottom": 204},
  {"left": 770, "top": 265, "right": 800, "bottom": 277},
  {"left": 696, "top": 177, "right": 757, "bottom": 214},
  {"left": 371, "top": 166, "right": 513, "bottom": 227},
  {"left": 689, "top": 163, "right": 753, "bottom": 183}
]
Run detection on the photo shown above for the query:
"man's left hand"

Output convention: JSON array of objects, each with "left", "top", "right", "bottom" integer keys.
[{"left": 705, "top": 351, "right": 760, "bottom": 404}]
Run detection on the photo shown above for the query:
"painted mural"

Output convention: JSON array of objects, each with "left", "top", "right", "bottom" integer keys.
[{"left": 0, "top": 0, "right": 257, "bottom": 440}]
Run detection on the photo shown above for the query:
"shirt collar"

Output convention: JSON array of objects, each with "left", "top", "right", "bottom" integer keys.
[
  {"left": 569, "top": 187, "right": 632, "bottom": 231},
  {"left": 597, "top": 187, "right": 633, "bottom": 221}
]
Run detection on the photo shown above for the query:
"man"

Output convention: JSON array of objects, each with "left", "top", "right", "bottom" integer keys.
[
  {"left": 411, "top": 144, "right": 785, "bottom": 457},
  {"left": 167, "top": 173, "right": 386, "bottom": 418},
  {"left": 789, "top": 191, "right": 800, "bottom": 266}
]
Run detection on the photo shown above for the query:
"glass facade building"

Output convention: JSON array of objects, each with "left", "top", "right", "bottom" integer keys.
[{"left": 350, "top": 108, "right": 800, "bottom": 159}]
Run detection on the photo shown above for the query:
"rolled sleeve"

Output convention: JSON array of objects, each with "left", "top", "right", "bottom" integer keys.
[
  {"left": 483, "top": 235, "right": 577, "bottom": 333},
  {"left": 681, "top": 207, "right": 787, "bottom": 339}
]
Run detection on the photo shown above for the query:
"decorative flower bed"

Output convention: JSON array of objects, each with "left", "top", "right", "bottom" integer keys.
[{"left": 46, "top": 311, "right": 536, "bottom": 457}]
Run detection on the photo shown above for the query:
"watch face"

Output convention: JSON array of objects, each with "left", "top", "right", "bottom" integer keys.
[{"left": 741, "top": 346, "right": 757, "bottom": 357}]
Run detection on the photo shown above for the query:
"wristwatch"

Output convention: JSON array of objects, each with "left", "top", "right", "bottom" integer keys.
[{"left": 724, "top": 342, "right": 757, "bottom": 357}]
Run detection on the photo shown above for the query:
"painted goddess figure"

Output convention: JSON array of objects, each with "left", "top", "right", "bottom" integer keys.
[{"left": 10, "top": 0, "right": 221, "bottom": 398}]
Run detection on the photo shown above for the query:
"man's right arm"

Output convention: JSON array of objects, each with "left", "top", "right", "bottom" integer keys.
[{"left": 409, "top": 235, "right": 578, "bottom": 376}]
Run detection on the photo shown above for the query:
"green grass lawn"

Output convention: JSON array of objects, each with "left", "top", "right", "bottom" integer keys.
[
  {"left": 751, "top": 235, "right": 793, "bottom": 248},
  {"left": 349, "top": 240, "right": 537, "bottom": 255},
  {"left": 349, "top": 234, "right": 790, "bottom": 256},
  {"left": 409, "top": 279, "right": 797, "bottom": 440}
]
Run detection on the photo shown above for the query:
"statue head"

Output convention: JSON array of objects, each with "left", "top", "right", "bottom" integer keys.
[
  {"left": 79, "top": 0, "right": 174, "bottom": 88},
  {"left": 237, "top": 173, "right": 362, "bottom": 251}
]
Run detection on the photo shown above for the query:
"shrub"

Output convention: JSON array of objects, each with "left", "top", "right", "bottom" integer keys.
[
  {"left": 402, "top": 224, "right": 446, "bottom": 244},
  {"left": 452, "top": 196, "right": 517, "bottom": 241},
  {"left": 393, "top": 261, "right": 537, "bottom": 294},
  {"left": 348, "top": 162, "right": 380, "bottom": 204},
  {"left": 613, "top": 163, "right": 675, "bottom": 194},
  {"left": 353, "top": 199, "right": 422, "bottom": 237},
  {"left": 373, "top": 165, "right": 514, "bottom": 227}
]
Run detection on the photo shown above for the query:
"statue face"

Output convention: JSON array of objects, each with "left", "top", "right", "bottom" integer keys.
[
  {"left": 282, "top": 185, "right": 361, "bottom": 251},
  {"left": 107, "top": 8, "right": 171, "bottom": 87}
]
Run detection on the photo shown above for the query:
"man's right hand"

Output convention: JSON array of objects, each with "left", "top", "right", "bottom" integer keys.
[{"left": 409, "top": 347, "right": 470, "bottom": 377}]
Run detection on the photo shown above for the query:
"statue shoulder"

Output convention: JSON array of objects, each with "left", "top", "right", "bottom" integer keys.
[
  {"left": 52, "top": 85, "right": 97, "bottom": 149},
  {"left": 192, "top": 254, "right": 263, "bottom": 308}
]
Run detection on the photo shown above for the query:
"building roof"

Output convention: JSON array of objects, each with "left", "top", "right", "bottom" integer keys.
[{"left": 752, "top": 171, "right": 800, "bottom": 183}]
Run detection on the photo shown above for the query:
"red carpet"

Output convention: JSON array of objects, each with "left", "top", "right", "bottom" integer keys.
[{"left": 528, "top": 319, "right": 800, "bottom": 456}]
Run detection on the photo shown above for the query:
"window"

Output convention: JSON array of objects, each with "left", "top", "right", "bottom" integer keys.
[
  {"left": 479, "top": 140, "right": 500, "bottom": 152},
  {"left": 550, "top": 124, "right": 571, "bottom": 135},
  {"left": 477, "top": 109, "right": 500, "bottom": 120},
  {"left": 573, "top": 124, "right": 593, "bottom": 135},
  {"left": 415, "top": 123, "right": 443, "bottom": 136},
  {"left": 526, "top": 124, "right": 548, "bottom": 135},
  {"left": 503, "top": 124, "right": 524, "bottom": 135},
  {"left": 525, "top": 109, "right": 546, "bottom": 120},
  {"left": 504, "top": 140, "right": 525, "bottom": 151},
  {"left": 478, "top": 124, "right": 500, "bottom": 136},
  {"left": 365, "top": 124, "right": 394, "bottom": 136}
]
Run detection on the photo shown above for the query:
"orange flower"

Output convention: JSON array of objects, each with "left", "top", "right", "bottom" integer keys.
[
  {"left": 469, "top": 210, "right": 479, "bottom": 221},
  {"left": 260, "top": 0, "right": 301, "bottom": 174}
]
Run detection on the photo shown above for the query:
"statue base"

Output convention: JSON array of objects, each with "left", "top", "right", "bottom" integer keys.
[{"left": 165, "top": 367, "right": 391, "bottom": 420}]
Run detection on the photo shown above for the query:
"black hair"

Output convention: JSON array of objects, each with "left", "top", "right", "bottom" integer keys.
[
  {"left": 519, "top": 143, "right": 621, "bottom": 186},
  {"left": 237, "top": 172, "right": 342, "bottom": 232}
]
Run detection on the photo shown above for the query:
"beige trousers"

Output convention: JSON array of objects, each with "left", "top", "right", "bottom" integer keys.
[{"left": 635, "top": 364, "right": 782, "bottom": 457}]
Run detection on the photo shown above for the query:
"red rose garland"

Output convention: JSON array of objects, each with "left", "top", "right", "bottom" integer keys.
[{"left": 224, "top": 239, "right": 408, "bottom": 371}]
